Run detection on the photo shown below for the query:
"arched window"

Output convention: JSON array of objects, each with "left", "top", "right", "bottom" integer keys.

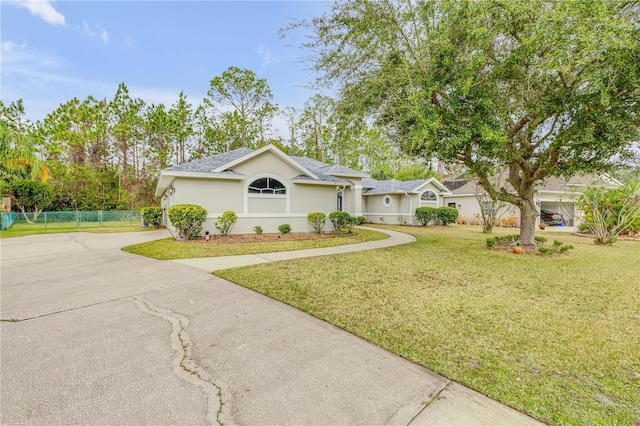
[
  {"left": 248, "top": 177, "right": 286, "bottom": 195},
  {"left": 421, "top": 190, "right": 437, "bottom": 201}
]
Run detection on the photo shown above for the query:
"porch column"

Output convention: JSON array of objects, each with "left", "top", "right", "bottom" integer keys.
[{"left": 352, "top": 185, "right": 363, "bottom": 216}]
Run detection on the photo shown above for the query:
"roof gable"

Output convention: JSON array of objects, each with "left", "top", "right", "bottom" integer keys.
[
  {"left": 212, "top": 144, "right": 319, "bottom": 179},
  {"left": 363, "top": 177, "right": 450, "bottom": 195}
]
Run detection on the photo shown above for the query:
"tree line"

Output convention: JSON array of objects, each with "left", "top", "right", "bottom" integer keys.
[{"left": 1, "top": 66, "right": 437, "bottom": 212}]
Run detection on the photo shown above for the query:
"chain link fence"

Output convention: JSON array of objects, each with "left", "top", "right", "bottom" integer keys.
[{"left": 1, "top": 210, "right": 141, "bottom": 231}]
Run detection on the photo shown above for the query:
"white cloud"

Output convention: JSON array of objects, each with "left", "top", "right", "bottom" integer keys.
[
  {"left": 76, "top": 21, "right": 109, "bottom": 45},
  {"left": 101, "top": 29, "right": 110, "bottom": 45},
  {"left": 10, "top": 0, "right": 66, "bottom": 26},
  {"left": 256, "top": 45, "right": 273, "bottom": 68}
]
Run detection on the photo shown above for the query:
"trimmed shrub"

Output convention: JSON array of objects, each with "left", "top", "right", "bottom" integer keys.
[
  {"left": 253, "top": 225, "right": 263, "bottom": 234},
  {"left": 329, "top": 211, "right": 352, "bottom": 233},
  {"left": 141, "top": 206, "right": 163, "bottom": 228},
  {"left": 415, "top": 207, "right": 438, "bottom": 226},
  {"left": 486, "top": 237, "right": 497, "bottom": 248},
  {"left": 278, "top": 223, "right": 291, "bottom": 234},
  {"left": 345, "top": 215, "right": 359, "bottom": 233},
  {"left": 167, "top": 204, "right": 207, "bottom": 240},
  {"left": 215, "top": 210, "right": 237, "bottom": 236},
  {"left": 356, "top": 216, "right": 366, "bottom": 225},
  {"left": 437, "top": 206, "right": 459, "bottom": 226},
  {"left": 307, "top": 212, "right": 327, "bottom": 234}
]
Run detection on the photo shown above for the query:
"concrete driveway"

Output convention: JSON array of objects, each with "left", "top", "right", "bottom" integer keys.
[{"left": 1, "top": 231, "right": 542, "bottom": 425}]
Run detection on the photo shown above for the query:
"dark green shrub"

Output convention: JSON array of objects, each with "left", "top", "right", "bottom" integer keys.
[
  {"left": 437, "top": 206, "right": 459, "bottom": 226},
  {"left": 346, "top": 216, "right": 359, "bottom": 233},
  {"left": 141, "top": 206, "right": 163, "bottom": 228},
  {"left": 167, "top": 204, "right": 207, "bottom": 240},
  {"left": 253, "top": 225, "right": 263, "bottom": 234},
  {"left": 356, "top": 216, "right": 366, "bottom": 225},
  {"left": 329, "top": 211, "right": 352, "bottom": 233},
  {"left": 538, "top": 240, "right": 574, "bottom": 255},
  {"left": 559, "top": 244, "right": 574, "bottom": 253},
  {"left": 307, "top": 212, "right": 327, "bottom": 234},
  {"left": 215, "top": 210, "right": 237, "bottom": 236},
  {"left": 278, "top": 223, "right": 291, "bottom": 234},
  {"left": 535, "top": 236, "right": 547, "bottom": 244},
  {"left": 415, "top": 207, "right": 438, "bottom": 226},
  {"left": 486, "top": 237, "right": 497, "bottom": 248}
]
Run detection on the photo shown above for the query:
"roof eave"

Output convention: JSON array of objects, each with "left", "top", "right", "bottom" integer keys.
[{"left": 292, "top": 179, "right": 349, "bottom": 186}]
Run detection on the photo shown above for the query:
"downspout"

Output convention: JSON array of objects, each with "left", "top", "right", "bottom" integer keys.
[{"left": 404, "top": 192, "right": 413, "bottom": 225}]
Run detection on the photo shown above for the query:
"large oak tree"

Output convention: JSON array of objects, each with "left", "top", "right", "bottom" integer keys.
[{"left": 294, "top": 0, "right": 640, "bottom": 245}]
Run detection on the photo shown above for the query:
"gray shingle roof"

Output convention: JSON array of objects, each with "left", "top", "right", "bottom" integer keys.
[
  {"left": 163, "top": 147, "right": 356, "bottom": 184},
  {"left": 290, "top": 156, "right": 368, "bottom": 178},
  {"left": 363, "top": 178, "right": 428, "bottom": 194},
  {"left": 165, "top": 148, "right": 253, "bottom": 173},
  {"left": 444, "top": 174, "right": 619, "bottom": 195}
]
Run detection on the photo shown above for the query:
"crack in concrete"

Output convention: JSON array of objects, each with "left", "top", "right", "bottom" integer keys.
[
  {"left": 0, "top": 277, "right": 215, "bottom": 323},
  {"left": 130, "top": 297, "right": 228, "bottom": 425},
  {"left": 406, "top": 380, "right": 453, "bottom": 426}
]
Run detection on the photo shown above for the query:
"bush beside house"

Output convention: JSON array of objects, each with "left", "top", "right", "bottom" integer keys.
[{"left": 167, "top": 204, "right": 207, "bottom": 240}]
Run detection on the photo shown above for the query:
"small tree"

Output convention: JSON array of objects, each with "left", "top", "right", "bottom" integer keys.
[
  {"left": 415, "top": 207, "right": 438, "bottom": 226},
  {"left": 307, "top": 212, "right": 327, "bottom": 234},
  {"left": 140, "top": 206, "right": 163, "bottom": 229},
  {"left": 577, "top": 182, "right": 640, "bottom": 245},
  {"left": 11, "top": 180, "right": 53, "bottom": 223},
  {"left": 215, "top": 210, "right": 238, "bottom": 236},
  {"left": 475, "top": 190, "right": 510, "bottom": 233},
  {"left": 167, "top": 204, "right": 207, "bottom": 240}
]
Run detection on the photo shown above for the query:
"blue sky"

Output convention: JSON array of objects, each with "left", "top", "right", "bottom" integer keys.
[{"left": 1, "top": 0, "right": 330, "bottom": 130}]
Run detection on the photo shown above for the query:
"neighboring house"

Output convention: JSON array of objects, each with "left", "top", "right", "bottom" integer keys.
[
  {"left": 362, "top": 177, "right": 451, "bottom": 225},
  {"left": 155, "top": 144, "right": 451, "bottom": 235},
  {"left": 442, "top": 174, "right": 622, "bottom": 227}
]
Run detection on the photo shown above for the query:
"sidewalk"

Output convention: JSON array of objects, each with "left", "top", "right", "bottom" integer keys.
[{"left": 171, "top": 226, "right": 416, "bottom": 271}]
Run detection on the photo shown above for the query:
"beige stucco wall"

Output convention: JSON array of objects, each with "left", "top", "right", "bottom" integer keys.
[
  {"left": 364, "top": 194, "right": 409, "bottom": 224},
  {"left": 291, "top": 184, "right": 338, "bottom": 214},
  {"left": 172, "top": 178, "right": 244, "bottom": 213}
]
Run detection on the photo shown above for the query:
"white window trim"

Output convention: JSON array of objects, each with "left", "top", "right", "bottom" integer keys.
[
  {"left": 244, "top": 174, "right": 290, "bottom": 214},
  {"left": 383, "top": 195, "right": 392, "bottom": 207},
  {"left": 420, "top": 190, "right": 438, "bottom": 202}
]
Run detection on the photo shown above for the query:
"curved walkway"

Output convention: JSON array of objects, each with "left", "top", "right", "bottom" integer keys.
[{"left": 171, "top": 226, "right": 416, "bottom": 271}]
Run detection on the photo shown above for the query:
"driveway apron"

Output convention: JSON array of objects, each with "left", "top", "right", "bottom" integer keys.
[{"left": 1, "top": 231, "right": 541, "bottom": 425}]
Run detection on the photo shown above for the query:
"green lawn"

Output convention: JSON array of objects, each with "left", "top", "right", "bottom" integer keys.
[
  {"left": 0, "top": 222, "right": 153, "bottom": 238},
  {"left": 216, "top": 225, "right": 640, "bottom": 425},
  {"left": 122, "top": 228, "right": 388, "bottom": 259}
]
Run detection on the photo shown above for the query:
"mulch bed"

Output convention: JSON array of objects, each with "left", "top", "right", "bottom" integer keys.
[
  {"left": 491, "top": 240, "right": 539, "bottom": 254},
  {"left": 193, "top": 232, "right": 352, "bottom": 244}
]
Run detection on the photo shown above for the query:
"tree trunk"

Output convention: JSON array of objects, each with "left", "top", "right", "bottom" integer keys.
[{"left": 518, "top": 188, "right": 538, "bottom": 247}]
